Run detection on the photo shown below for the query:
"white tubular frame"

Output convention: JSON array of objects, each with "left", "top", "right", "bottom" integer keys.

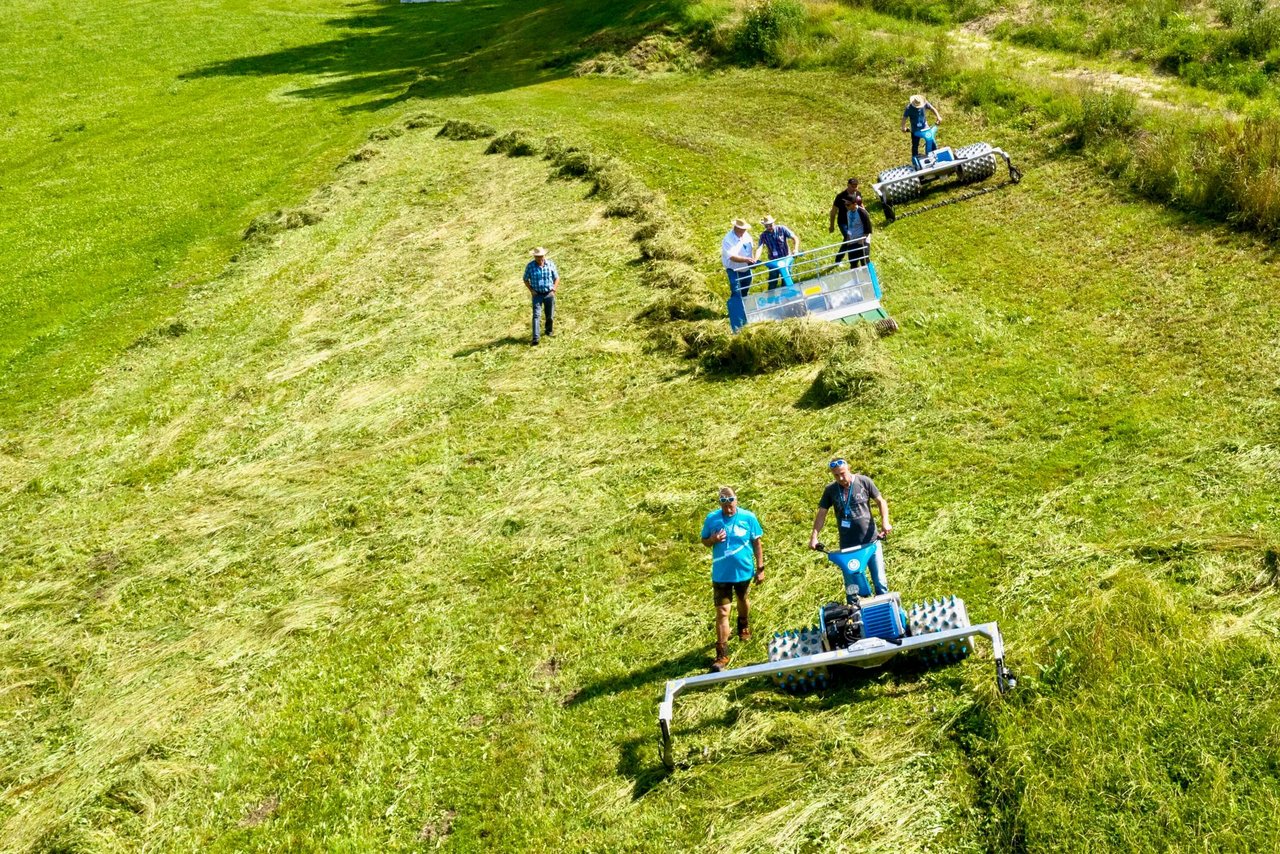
[{"left": 658, "top": 622, "right": 1009, "bottom": 769}]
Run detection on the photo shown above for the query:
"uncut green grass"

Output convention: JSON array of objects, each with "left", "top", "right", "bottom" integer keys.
[
  {"left": 0, "top": 0, "right": 683, "bottom": 420},
  {"left": 3, "top": 5, "right": 1280, "bottom": 854}
]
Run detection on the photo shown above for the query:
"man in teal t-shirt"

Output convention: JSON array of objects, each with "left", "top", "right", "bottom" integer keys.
[{"left": 700, "top": 486, "right": 765, "bottom": 672}]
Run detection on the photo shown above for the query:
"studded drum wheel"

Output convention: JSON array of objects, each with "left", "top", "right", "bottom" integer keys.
[
  {"left": 877, "top": 165, "right": 914, "bottom": 184},
  {"left": 883, "top": 177, "right": 922, "bottom": 204},
  {"left": 767, "top": 626, "right": 828, "bottom": 694},
  {"left": 907, "top": 596, "right": 973, "bottom": 666},
  {"left": 953, "top": 143, "right": 997, "bottom": 184}
]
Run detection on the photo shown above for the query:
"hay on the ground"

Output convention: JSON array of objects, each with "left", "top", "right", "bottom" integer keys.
[
  {"left": 644, "top": 261, "right": 706, "bottom": 291},
  {"left": 486, "top": 130, "right": 540, "bottom": 157},
  {"left": 810, "top": 324, "right": 894, "bottom": 402},
  {"left": 243, "top": 207, "right": 323, "bottom": 241},
  {"left": 702, "top": 318, "right": 844, "bottom": 374},
  {"left": 637, "top": 289, "right": 719, "bottom": 323},
  {"left": 436, "top": 120, "right": 497, "bottom": 141}
]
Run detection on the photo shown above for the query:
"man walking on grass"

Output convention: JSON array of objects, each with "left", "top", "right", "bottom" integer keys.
[
  {"left": 523, "top": 246, "right": 559, "bottom": 346},
  {"left": 828, "top": 177, "right": 863, "bottom": 267},
  {"left": 700, "top": 486, "right": 764, "bottom": 673},
  {"left": 809, "top": 459, "right": 891, "bottom": 595}
]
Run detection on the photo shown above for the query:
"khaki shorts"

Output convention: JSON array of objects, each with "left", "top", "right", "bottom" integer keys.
[{"left": 713, "top": 580, "right": 751, "bottom": 606}]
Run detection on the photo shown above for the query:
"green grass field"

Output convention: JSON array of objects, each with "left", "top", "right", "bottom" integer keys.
[{"left": 3, "top": 1, "right": 1279, "bottom": 851}]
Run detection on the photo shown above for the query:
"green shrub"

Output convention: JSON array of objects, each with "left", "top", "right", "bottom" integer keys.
[
  {"left": 732, "top": 0, "right": 808, "bottom": 66},
  {"left": 435, "top": 120, "right": 496, "bottom": 141},
  {"left": 1060, "top": 88, "right": 1138, "bottom": 151},
  {"left": 701, "top": 318, "right": 843, "bottom": 374}
]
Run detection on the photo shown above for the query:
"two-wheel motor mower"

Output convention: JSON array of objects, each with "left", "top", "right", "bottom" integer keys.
[
  {"left": 658, "top": 541, "right": 1015, "bottom": 769},
  {"left": 872, "top": 125, "right": 1022, "bottom": 224}
]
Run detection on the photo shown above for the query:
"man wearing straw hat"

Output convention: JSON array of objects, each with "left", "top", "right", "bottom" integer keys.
[
  {"left": 901, "top": 93, "right": 942, "bottom": 159},
  {"left": 720, "top": 218, "right": 755, "bottom": 332},
  {"left": 700, "top": 486, "right": 765, "bottom": 673},
  {"left": 522, "top": 246, "right": 559, "bottom": 346},
  {"left": 754, "top": 215, "right": 799, "bottom": 291}
]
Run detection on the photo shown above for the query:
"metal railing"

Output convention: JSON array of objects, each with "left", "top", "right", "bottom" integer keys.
[
  {"left": 729, "top": 238, "right": 881, "bottom": 328},
  {"left": 735, "top": 238, "right": 871, "bottom": 295}
]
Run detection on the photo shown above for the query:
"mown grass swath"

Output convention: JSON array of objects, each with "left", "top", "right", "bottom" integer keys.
[{"left": 3, "top": 0, "right": 1280, "bottom": 851}]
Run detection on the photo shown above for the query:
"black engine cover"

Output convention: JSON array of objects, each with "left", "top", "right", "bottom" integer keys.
[{"left": 821, "top": 601, "right": 864, "bottom": 650}]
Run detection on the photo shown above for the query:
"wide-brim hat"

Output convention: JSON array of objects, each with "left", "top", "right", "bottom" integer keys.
[
  {"left": 760, "top": 215, "right": 776, "bottom": 226},
  {"left": 730, "top": 218, "right": 750, "bottom": 230},
  {"left": 909, "top": 93, "right": 926, "bottom": 108},
  {"left": 531, "top": 247, "right": 548, "bottom": 257}
]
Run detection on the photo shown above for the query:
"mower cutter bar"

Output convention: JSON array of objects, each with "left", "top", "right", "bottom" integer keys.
[{"left": 658, "top": 622, "right": 1012, "bottom": 769}]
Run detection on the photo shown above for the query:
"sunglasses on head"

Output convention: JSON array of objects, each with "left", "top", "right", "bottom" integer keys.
[
  {"left": 828, "top": 459, "right": 847, "bottom": 469},
  {"left": 718, "top": 495, "right": 736, "bottom": 503}
]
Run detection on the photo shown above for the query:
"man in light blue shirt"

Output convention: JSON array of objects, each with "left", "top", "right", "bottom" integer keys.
[{"left": 700, "top": 486, "right": 765, "bottom": 672}]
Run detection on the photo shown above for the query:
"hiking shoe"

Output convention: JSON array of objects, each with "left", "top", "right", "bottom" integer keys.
[
  {"left": 710, "top": 643, "right": 729, "bottom": 673},
  {"left": 738, "top": 626, "right": 752, "bottom": 642}
]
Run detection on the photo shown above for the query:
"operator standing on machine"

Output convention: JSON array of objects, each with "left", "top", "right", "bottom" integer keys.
[
  {"left": 809, "top": 459, "right": 891, "bottom": 595},
  {"left": 901, "top": 93, "right": 942, "bottom": 160}
]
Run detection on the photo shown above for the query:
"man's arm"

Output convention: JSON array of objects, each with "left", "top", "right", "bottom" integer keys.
[
  {"left": 829, "top": 203, "right": 840, "bottom": 232},
  {"left": 752, "top": 537, "right": 764, "bottom": 583},
  {"left": 809, "top": 507, "right": 828, "bottom": 549},
  {"left": 788, "top": 229, "right": 800, "bottom": 254},
  {"left": 702, "top": 526, "right": 726, "bottom": 548},
  {"left": 875, "top": 496, "right": 892, "bottom": 535},
  {"left": 929, "top": 103, "right": 942, "bottom": 124}
]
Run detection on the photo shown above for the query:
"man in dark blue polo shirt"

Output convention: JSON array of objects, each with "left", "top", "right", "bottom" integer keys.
[
  {"left": 754, "top": 216, "right": 799, "bottom": 290},
  {"left": 522, "top": 247, "right": 559, "bottom": 346}
]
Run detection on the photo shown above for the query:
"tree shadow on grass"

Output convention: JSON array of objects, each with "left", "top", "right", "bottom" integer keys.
[
  {"left": 452, "top": 335, "right": 526, "bottom": 357},
  {"left": 181, "top": 0, "right": 692, "bottom": 112}
]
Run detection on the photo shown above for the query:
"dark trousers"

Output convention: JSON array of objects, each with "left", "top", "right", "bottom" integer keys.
[
  {"left": 847, "top": 237, "right": 869, "bottom": 269},
  {"left": 838, "top": 228, "right": 869, "bottom": 268},
  {"left": 531, "top": 292, "right": 554, "bottom": 342}
]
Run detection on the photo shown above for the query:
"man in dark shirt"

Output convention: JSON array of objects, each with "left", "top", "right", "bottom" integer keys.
[
  {"left": 809, "top": 458, "right": 892, "bottom": 594},
  {"left": 828, "top": 178, "right": 864, "bottom": 267}
]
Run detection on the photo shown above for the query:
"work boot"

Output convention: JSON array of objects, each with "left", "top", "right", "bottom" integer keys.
[
  {"left": 710, "top": 643, "right": 729, "bottom": 673},
  {"left": 737, "top": 619, "right": 751, "bottom": 642}
]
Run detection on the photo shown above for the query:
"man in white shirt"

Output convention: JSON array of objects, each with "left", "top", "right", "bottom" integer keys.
[{"left": 721, "top": 218, "right": 755, "bottom": 332}]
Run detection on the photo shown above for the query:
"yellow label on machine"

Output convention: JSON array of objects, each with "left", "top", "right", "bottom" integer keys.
[{"left": 803, "top": 285, "right": 822, "bottom": 296}]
